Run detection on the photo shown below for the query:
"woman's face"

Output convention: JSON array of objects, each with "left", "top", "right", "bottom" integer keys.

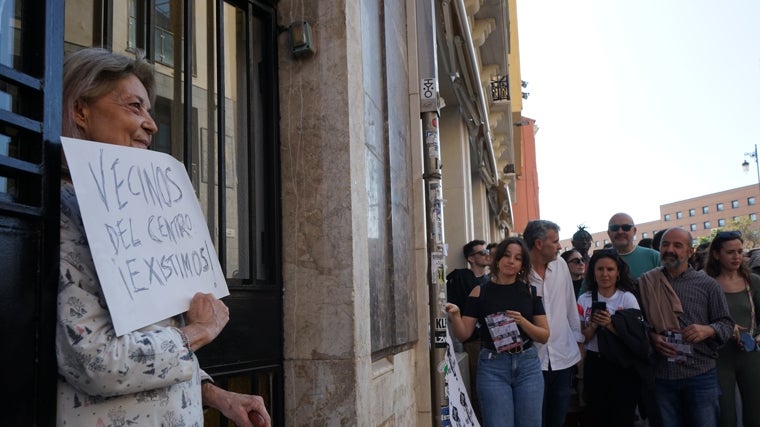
[
  {"left": 566, "top": 252, "right": 586, "bottom": 278},
  {"left": 715, "top": 239, "right": 744, "bottom": 272},
  {"left": 497, "top": 243, "right": 524, "bottom": 279},
  {"left": 594, "top": 257, "right": 619, "bottom": 290},
  {"left": 73, "top": 74, "right": 157, "bottom": 149}
]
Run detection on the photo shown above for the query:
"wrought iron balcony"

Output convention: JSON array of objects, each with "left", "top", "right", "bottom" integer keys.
[{"left": 490, "top": 74, "right": 510, "bottom": 102}]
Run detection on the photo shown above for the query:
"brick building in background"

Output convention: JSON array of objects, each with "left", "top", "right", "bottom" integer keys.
[{"left": 560, "top": 184, "right": 760, "bottom": 251}]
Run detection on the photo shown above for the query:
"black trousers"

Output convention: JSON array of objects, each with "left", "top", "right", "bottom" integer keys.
[{"left": 583, "top": 350, "right": 639, "bottom": 427}]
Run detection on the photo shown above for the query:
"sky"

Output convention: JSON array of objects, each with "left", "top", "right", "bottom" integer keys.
[{"left": 516, "top": 0, "right": 760, "bottom": 240}]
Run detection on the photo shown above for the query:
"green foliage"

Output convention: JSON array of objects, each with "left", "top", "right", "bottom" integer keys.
[{"left": 696, "top": 217, "right": 760, "bottom": 248}]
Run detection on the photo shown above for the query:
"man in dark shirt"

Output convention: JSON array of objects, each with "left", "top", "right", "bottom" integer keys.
[
  {"left": 447, "top": 240, "right": 490, "bottom": 311},
  {"left": 446, "top": 239, "right": 490, "bottom": 422}
]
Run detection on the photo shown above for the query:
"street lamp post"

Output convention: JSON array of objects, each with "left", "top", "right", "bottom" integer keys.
[{"left": 742, "top": 144, "right": 760, "bottom": 195}]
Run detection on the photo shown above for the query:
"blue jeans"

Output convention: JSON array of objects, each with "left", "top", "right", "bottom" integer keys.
[
  {"left": 655, "top": 368, "right": 720, "bottom": 427},
  {"left": 542, "top": 365, "right": 574, "bottom": 427},
  {"left": 477, "top": 346, "right": 544, "bottom": 427}
]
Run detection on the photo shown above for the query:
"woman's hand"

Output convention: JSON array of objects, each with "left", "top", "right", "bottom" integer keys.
[
  {"left": 202, "top": 382, "right": 271, "bottom": 427},
  {"left": 590, "top": 309, "right": 611, "bottom": 329},
  {"left": 182, "top": 292, "right": 230, "bottom": 350},
  {"left": 444, "top": 303, "right": 461, "bottom": 317},
  {"left": 732, "top": 324, "right": 745, "bottom": 344},
  {"left": 444, "top": 303, "right": 479, "bottom": 342},
  {"left": 513, "top": 312, "right": 550, "bottom": 344},
  {"left": 505, "top": 310, "right": 527, "bottom": 327}
]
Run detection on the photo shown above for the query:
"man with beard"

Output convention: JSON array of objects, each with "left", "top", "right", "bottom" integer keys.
[
  {"left": 638, "top": 228, "right": 733, "bottom": 427},
  {"left": 607, "top": 213, "right": 660, "bottom": 279}
]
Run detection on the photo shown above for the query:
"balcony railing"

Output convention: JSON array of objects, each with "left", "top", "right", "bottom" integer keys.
[{"left": 490, "top": 75, "right": 510, "bottom": 102}]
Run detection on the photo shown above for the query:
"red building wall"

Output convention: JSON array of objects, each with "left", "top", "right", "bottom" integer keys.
[{"left": 511, "top": 117, "right": 540, "bottom": 234}]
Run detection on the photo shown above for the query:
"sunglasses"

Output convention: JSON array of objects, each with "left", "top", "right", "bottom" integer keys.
[
  {"left": 608, "top": 224, "right": 634, "bottom": 232},
  {"left": 470, "top": 249, "right": 490, "bottom": 257},
  {"left": 567, "top": 258, "right": 585, "bottom": 265},
  {"left": 716, "top": 230, "right": 742, "bottom": 239}
]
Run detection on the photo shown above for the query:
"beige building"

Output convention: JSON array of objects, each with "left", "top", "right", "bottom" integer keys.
[{"left": 560, "top": 184, "right": 760, "bottom": 251}]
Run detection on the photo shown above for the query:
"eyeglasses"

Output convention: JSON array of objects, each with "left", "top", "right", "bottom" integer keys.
[
  {"left": 567, "top": 258, "right": 585, "bottom": 265},
  {"left": 716, "top": 230, "right": 742, "bottom": 239},
  {"left": 608, "top": 224, "right": 634, "bottom": 232},
  {"left": 470, "top": 249, "right": 490, "bottom": 257}
]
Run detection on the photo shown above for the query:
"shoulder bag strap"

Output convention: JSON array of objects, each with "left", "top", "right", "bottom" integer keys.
[{"left": 747, "top": 282, "right": 756, "bottom": 336}]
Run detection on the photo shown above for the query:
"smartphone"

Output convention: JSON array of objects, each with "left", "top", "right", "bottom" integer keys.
[{"left": 591, "top": 301, "right": 607, "bottom": 312}]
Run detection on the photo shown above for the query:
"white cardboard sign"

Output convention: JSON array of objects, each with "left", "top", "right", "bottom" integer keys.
[{"left": 61, "top": 137, "right": 229, "bottom": 336}]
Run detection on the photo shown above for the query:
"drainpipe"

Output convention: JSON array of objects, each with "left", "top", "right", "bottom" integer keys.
[
  {"left": 417, "top": 0, "right": 446, "bottom": 425},
  {"left": 451, "top": 0, "right": 499, "bottom": 185}
]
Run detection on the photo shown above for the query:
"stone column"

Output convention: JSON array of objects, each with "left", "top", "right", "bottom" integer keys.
[{"left": 278, "top": 1, "right": 372, "bottom": 425}]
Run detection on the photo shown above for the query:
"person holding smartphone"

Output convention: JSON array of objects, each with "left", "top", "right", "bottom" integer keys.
[{"left": 577, "top": 249, "right": 641, "bottom": 427}]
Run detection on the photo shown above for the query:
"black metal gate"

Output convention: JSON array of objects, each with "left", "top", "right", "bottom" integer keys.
[{"left": 0, "top": 0, "right": 63, "bottom": 424}]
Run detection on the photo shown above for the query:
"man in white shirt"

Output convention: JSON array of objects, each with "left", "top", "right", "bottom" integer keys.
[{"left": 524, "top": 220, "right": 584, "bottom": 427}]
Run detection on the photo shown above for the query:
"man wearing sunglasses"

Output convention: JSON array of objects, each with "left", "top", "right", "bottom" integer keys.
[
  {"left": 447, "top": 240, "right": 491, "bottom": 312},
  {"left": 446, "top": 239, "right": 491, "bottom": 421},
  {"left": 607, "top": 212, "right": 661, "bottom": 279}
]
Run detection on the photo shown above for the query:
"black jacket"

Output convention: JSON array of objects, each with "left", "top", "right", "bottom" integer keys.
[
  {"left": 597, "top": 308, "right": 662, "bottom": 427},
  {"left": 597, "top": 308, "right": 654, "bottom": 368}
]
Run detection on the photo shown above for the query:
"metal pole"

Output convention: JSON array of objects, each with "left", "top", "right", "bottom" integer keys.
[
  {"left": 423, "top": 112, "right": 447, "bottom": 427},
  {"left": 754, "top": 144, "right": 760, "bottom": 196},
  {"left": 417, "top": 1, "right": 446, "bottom": 425}
]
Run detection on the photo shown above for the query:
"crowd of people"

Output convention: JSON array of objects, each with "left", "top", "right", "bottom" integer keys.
[
  {"left": 445, "top": 212, "right": 759, "bottom": 427},
  {"left": 56, "top": 47, "right": 758, "bottom": 427}
]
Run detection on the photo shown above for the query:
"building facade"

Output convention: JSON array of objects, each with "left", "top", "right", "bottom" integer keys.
[
  {"left": 510, "top": 117, "right": 540, "bottom": 233},
  {"left": 1, "top": 0, "right": 531, "bottom": 425},
  {"left": 560, "top": 184, "right": 760, "bottom": 251}
]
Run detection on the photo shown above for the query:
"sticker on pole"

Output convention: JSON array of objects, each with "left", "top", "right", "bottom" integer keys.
[{"left": 420, "top": 77, "right": 438, "bottom": 112}]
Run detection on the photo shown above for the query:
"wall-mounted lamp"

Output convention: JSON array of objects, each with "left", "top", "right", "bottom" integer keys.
[
  {"left": 521, "top": 92, "right": 530, "bottom": 100},
  {"left": 521, "top": 80, "right": 528, "bottom": 88},
  {"left": 289, "top": 21, "right": 316, "bottom": 57},
  {"left": 742, "top": 144, "right": 760, "bottom": 195}
]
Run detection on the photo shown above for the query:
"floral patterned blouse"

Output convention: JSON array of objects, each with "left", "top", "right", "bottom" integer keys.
[{"left": 57, "top": 181, "right": 208, "bottom": 426}]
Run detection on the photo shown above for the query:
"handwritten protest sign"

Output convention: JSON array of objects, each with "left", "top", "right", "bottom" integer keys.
[{"left": 61, "top": 137, "right": 229, "bottom": 336}]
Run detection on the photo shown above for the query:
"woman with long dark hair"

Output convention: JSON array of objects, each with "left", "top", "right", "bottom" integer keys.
[
  {"left": 577, "top": 249, "right": 641, "bottom": 427},
  {"left": 446, "top": 237, "right": 549, "bottom": 427},
  {"left": 704, "top": 230, "right": 760, "bottom": 427}
]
